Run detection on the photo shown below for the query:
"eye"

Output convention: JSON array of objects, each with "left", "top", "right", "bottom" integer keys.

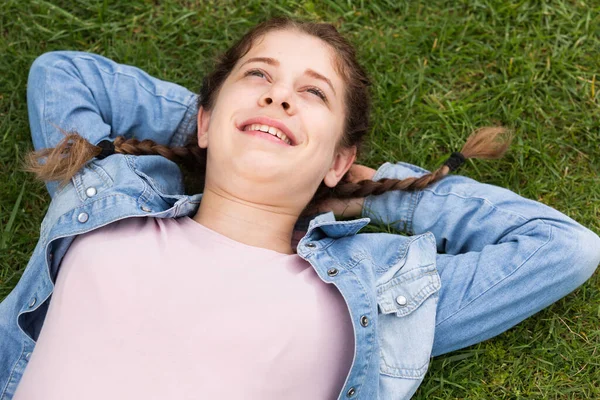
[
  {"left": 307, "top": 87, "right": 327, "bottom": 101},
  {"left": 245, "top": 68, "right": 267, "bottom": 79}
]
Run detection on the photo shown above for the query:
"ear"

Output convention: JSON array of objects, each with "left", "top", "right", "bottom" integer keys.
[
  {"left": 197, "top": 106, "right": 211, "bottom": 149},
  {"left": 324, "top": 145, "right": 357, "bottom": 188}
]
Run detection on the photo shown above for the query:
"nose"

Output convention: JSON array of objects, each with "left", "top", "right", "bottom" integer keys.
[
  {"left": 263, "top": 97, "right": 290, "bottom": 111},
  {"left": 259, "top": 84, "right": 295, "bottom": 113}
]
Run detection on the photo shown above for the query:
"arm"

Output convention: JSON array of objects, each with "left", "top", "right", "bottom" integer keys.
[
  {"left": 363, "top": 161, "right": 600, "bottom": 258},
  {"left": 27, "top": 51, "right": 198, "bottom": 196},
  {"left": 362, "top": 161, "right": 600, "bottom": 352}
]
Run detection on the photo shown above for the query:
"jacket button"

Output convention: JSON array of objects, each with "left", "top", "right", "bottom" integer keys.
[
  {"left": 327, "top": 268, "right": 339, "bottom": 277},
  {"left": 360, "top": 316, "right": 369, "bottom": 327},
  {"left": 29, "top": 298, "right": 37, "bottom": 308},
  {"left": 141, "top": 206, "right": 152, "bottom": 212},
  {"left": 25, "top": 352, "right": 31, "bottom": 360},
  {"left": 346, "top": 387, "right": 356, "bottom": 397},
  {"left": 77, "top": 212, "right": 89, "bottom": 223},
  {"left": 395, "top": 295, "right": 408, "bottom": 306},
  {"left": 85, "top": 187, "right": 97, "bottom": 197},
  {"left": 305, "top": 242, "right": 316, "bottom": 248}
]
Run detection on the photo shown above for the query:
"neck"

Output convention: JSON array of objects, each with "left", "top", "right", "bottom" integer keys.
[{"left": 192, "top": 186, "right": 300, "bottom": 255}]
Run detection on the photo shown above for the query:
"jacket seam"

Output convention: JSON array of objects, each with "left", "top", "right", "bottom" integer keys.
[
  {"left": 382, "top": 232, "right": 434, "bottom": 272},
  {"left": 88, "top": 162, "right": 114, "bottom": 187},
  {"left": 170, "top": 97, "right": 199, "bottom": 147},
  {"left": 344, "top": 266, "right": 377, "bottom": 399},
  {"left": 435, "top": 220, "right": 553, "bottom": 327},
  {"left": 0, "top": 345, "right": 24, "bottom": 400},
  {"left": 381, "top": 279, "right": 439, "bottom": 317},
  {"left": 40, "top": 65, "right": 49, "bottom": 150},
  {"left": 126, "top": 156, "right": 152, "bottom": 207},
  {"left": 56, "top": 55, "right": 194, "bottom": 108},
  {"left": 379, "top": 358, "right": 430, "bottom": 379},
  {"left": 406, "top": 190, "right": 421, "bottom": 234},
  {"left": 422, "top": 188, "right": 532, "bottom": 222}
]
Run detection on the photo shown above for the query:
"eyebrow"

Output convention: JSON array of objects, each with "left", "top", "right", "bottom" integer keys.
[{"left": 240, "top": 57, "right": 337, "bottom": 96}]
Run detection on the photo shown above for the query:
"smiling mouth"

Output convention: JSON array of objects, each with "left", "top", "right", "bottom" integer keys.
[{"left": 242, "top": 124, "right": 293, "bottom": 145}]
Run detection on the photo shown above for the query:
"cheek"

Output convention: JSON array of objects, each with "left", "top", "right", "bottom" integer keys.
[
  {"left": 213, "top": 79, "right": 257, "bottom": 109},
  {"left": 312, "top": 110, "right": 344, "bottom": 146}
]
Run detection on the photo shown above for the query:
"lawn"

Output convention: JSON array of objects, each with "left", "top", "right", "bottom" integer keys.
[{"left": 1, "top": 0, "right": 599, "bottom": 398}]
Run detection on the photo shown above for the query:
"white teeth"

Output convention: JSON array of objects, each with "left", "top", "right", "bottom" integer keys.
[{"left": 243, "top": 123, "right": 292, "bottom": 145}]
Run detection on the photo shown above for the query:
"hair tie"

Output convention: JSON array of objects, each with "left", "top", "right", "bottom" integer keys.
[
  {"left": 443, "top": 152, "right": 466, "bottom": 172},
  {"left": 96, "top": 140, "right": 115, "bottom": 160}
]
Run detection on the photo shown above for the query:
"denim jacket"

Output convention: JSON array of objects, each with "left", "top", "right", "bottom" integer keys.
[{"left": 1, "top": 52, "right": 599, "bottom": 400}]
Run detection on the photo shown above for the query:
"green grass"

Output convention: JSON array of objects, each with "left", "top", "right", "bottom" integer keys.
[{"left": 1, "top": 0, "right": 599, "bottom": 398}]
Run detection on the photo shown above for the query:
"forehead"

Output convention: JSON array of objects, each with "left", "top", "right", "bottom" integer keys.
[{"left": 241, "top": 29, "right": 343, "bottom": 84}]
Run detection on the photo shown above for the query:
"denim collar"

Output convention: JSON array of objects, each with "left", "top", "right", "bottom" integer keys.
[{"left": 307, "top": 211, "right": 371, "bottom": 239}]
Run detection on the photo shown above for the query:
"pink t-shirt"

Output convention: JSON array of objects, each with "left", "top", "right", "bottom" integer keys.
[{"left": 14, "top": 217, "right": 354, "bottom": 400}]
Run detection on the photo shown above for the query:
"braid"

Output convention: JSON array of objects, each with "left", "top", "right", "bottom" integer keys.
[
  {"left": 27, "top": 127, "right": 510, "bottom": 201},
  {"left": 113, "top": 137, "right": 205, "bottom": 170},
  {"left": 25, "top": 133, "right": 206, "bottom": 191},
  {"left": 308, "top": 126, "right": 512, "bottom": 207}
]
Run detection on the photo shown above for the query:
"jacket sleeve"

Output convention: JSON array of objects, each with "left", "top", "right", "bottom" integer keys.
[
  {"left": 27, "top": 51, "right": 198, "bottom": 153},
  {"left": 362, "top": 161, "right": 600, "bottom": 287}
]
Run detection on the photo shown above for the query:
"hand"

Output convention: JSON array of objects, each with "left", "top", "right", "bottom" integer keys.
[{"left": 306, "top": 164, "right": 377, "bottom": 219}]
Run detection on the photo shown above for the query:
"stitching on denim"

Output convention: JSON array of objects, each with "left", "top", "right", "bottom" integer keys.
[
  {"left": 127, "top": 156, "right": 152, "bottom": 207},
  {"left": 378, "top": 302, "right": 433, "bottom": 377},
  {"left": 377, "top": 263, "right": 437, "bottom": 293},
  {"left": 0, "top": 345, "right": 24, "bottom": 400},
  {"left": 361, "top": 162, "right": 391, "bottom": 220},
  {"left": 40, "top": 64, "right": 49, "bottom": 150},
  {"left": 49, "top": 194, "right": 144, "bottom": 238},
  {"left": 382, "top": 280, "right": 439, "bottom": 317},
  {"left": 171, "top": 97, "right": 198, "bottom": 147},
  {"left": 406, "top": 191, "right": 421, "bottom": 234},
  {"left": 374, "top": 238, "right": 409, "bottom": 273},
  {"left": 71, "top": 55, "right": 194, "bottom": 107},
  {"left": 387, "top": 232, "right": 434, "bottom": 269},
  {"left": 379, "top": 359, "right": 431, "bottom": 379},
  {"left": 377, "top": 262, "right": 439, "bottom": 376},
  {"left": 361, "top": 162, "right": 425, "bottom": 235},
  {"left": 71, "top": 172, "right": 86, "bottom": 202},
  {"left": 435, "top": 221, "right": 553, "bottom": 328},
  {"left": 423, "top": 187, "right": 531, "bottom": 222},
  {"left": 336, "top": 250, "right": 370, "bottom": 270},
  {"left": 341, "top": 267, "right": 377, "bottom": 398},
  {"left": 88, "top": 162, "right": 114, "bottom": 187}
]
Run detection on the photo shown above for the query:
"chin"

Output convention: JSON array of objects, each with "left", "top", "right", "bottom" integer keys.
[{"left": 232, "top": 159, "right": 288, "bottom": 181}]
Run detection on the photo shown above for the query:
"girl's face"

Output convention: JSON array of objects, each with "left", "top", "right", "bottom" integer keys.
[{"left": 197, "top": 29, "right": 356, "bottom": 213}]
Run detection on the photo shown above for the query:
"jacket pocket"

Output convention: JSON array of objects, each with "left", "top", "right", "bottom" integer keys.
[{"left": 376, "top": 262, "right": 441, "bottom": 379}]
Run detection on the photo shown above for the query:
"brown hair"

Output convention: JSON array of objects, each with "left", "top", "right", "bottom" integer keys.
[{"left": 25, "top": 17, "right": 511, "bottom": 216}]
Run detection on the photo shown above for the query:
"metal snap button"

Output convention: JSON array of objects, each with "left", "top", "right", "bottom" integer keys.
[
  {"left": 360, "top": 315, "right": 369, "bottom": 327},
  {"left": 77, "top": 212, "right": 89, "bottom": 223},
  {"left": 25, "top": 352, "right": 31, "bottom": 360},
  {"left": 140, "top": 206, "right": 152, "bottom": 212},
  {"left": 85, "top": 187, "right": 97, "bottom": 197},
  {"left": 395, "top": 295, "right": 408, "bottom": 306},
  {"left": 29, "top": 298, "right": 37, "bottom": 308},
  {"left": 327, "top": 268, "right": 339, "bottom": 277},
  {"left": 346, "top": 387, "right": 356, "bottom": 397},
  {"left": 305, "top": 242, "right": 316, "bottom": 248}
]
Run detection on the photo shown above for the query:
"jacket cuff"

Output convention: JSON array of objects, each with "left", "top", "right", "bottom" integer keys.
[
  {"left": 361, "top": 162, "right": 429, "bottom": 234},
  {"left": 169, "top": 94, "right": 199, "bottom": 147}
]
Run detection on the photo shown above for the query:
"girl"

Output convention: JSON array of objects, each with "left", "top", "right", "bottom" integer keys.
[{"left": 1, "top": 17, "right": 598, "bottom": 400}]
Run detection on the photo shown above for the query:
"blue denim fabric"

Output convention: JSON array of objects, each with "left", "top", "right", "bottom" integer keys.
[{"left": 1, "top": 51, "right": 598, "bottom": 400}]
